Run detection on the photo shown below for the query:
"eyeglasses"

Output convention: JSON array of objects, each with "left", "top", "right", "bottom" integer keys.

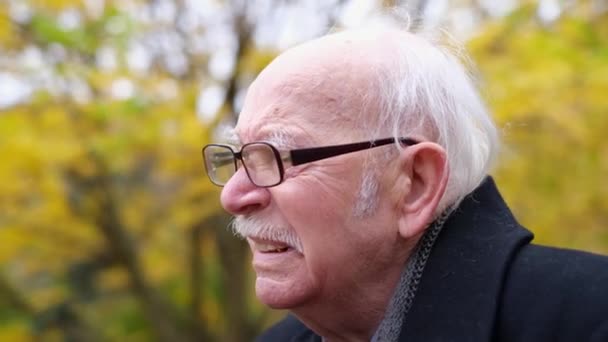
[{"left": 202, "top": 137, "right": 419, "bottom": 188}]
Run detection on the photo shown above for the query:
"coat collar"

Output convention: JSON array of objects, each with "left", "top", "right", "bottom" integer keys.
[{"left": 400, "top": 177, "right": 533, "bottom": 340}]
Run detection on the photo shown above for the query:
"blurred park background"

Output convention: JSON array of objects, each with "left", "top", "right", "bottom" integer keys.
[{"left": 0, "top": 0, "right": 606, "bottom": 340}]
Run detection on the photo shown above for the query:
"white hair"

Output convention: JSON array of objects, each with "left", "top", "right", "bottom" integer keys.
[
  {"left": 348, "top": 11, "right": 500, "bottom": 215},
  {"left": 353, "top": 167, "right": 380, "bottom": 218}
]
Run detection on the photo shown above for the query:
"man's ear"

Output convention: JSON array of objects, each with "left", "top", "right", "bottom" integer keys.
[{"left": 395, "top": 142, "right": 448, "bottom": 239}]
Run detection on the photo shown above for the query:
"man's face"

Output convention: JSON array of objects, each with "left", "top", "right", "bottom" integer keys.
[{"left": 220, "top": 46, "right": 405, "bottom": 310}]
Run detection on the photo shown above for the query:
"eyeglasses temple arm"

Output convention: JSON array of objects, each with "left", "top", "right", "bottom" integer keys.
[{"left": 290, "top": 137, "right": 418, "bottom": 166}]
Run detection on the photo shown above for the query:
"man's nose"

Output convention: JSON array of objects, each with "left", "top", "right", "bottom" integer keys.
[{"left": 220, "top": 167, "right": 271, "bottom": 215}]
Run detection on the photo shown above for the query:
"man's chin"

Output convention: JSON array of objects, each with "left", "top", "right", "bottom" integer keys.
[{"left": 255, "top": 276, "right": 314, "bottom": 309}]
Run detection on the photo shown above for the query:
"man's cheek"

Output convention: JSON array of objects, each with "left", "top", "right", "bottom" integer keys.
[{"left": 301, "top": 170, "right": 356, "bottom": 202}]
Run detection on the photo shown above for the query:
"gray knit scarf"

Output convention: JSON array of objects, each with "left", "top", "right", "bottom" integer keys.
[{"left": 370, "top": 211, "right": 451, "bottom": 342}]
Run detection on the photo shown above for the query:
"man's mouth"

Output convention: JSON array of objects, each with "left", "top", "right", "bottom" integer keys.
[{"left": 250, "top": 239, "right": 293, "bottom": 253}]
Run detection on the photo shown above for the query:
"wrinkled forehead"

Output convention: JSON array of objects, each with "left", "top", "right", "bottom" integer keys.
[{"left": 233, "top": 36, "right": 385, "bottom": 146}]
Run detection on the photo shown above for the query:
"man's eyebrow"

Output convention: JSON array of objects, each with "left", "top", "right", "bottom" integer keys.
[
  {"left": 221, "top": 126, "right": 297, "bottom": 148},
  {"left": 261, "top": 129, "right": 296, "bottom": 149},
  {"left": 219, "top": 127, "right": 240, "bottom": 145}
]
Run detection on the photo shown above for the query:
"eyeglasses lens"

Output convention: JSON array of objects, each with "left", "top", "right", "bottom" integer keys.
[
  {"left": 241, "top": 143, "right": 281, "bottom": 186},
  {"left": 204, "top": 145, "right": 236, "bottom": 185}
]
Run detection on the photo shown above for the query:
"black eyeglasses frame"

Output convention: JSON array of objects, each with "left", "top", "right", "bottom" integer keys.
[{"left": 202, "top": 137, "right": 419, "bottom": 188}]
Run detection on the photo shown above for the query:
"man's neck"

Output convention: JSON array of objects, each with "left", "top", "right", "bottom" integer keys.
[
  {"left": 293, "top": 278, "right": 398, "bottom": 341},
  {"left": 290, "top": 241, "right": 418, "bottom": 341}
]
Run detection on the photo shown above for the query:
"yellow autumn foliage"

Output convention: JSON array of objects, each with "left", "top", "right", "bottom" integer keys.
[{"left": 470, "top": 6, "right": 608, "bottom": 253}]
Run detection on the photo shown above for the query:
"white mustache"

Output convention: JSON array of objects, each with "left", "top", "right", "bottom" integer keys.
[{"left": 230, "top": 216, "right": 304, "bottom": 253}]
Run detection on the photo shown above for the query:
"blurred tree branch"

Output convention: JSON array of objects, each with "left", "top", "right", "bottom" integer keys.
[
  {"left": 64, "top": 149, "right": 197, "bottom": 341},
  {"left": 0, "top": 274, "right": 35, "bottom": 316}
]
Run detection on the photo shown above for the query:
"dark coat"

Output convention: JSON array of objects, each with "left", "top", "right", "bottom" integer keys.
[{"left": 256, "top": 178, "right": 608, "bottom": 341}]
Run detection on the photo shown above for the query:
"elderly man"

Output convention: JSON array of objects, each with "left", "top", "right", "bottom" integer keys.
[{"left": 202, "top": 24, "right": 608, "bottom": 342}]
